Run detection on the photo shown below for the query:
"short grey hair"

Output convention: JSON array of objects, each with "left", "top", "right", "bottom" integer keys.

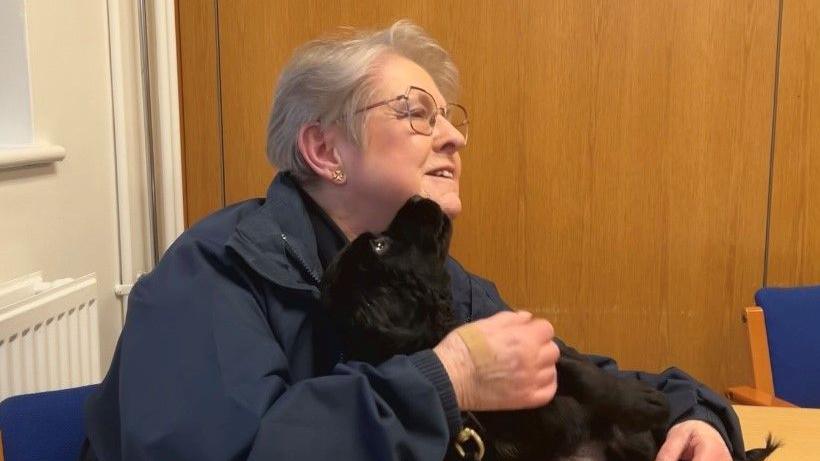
[{"left": 266, "top": 20, "right": 460, "bottom": 183}]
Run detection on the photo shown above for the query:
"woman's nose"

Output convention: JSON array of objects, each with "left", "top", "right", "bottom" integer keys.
[{"left": 433, "top": 117, "right": 467, "bottom": 154}]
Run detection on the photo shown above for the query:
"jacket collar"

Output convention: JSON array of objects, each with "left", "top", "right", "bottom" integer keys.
[{"left": 227, "top": 172, "right": 323, "bottom": 293}]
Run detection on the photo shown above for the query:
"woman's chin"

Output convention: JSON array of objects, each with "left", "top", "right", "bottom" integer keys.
[
  {"left": 418, "top": 183, "right": 461, "bottom": 218},
  {"left": 433, "top": 194, "right": 461, "bottom": 220}
]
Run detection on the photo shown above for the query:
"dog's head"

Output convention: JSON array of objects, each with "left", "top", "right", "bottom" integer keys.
[{"left": 321, "top": 196, "right": 457, "bottom": 363}]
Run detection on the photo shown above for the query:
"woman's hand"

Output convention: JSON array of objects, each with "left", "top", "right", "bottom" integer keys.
[
  {"left": 656, "top": 420, "right": 732, "bottom": 461},
  {"left": 433, "top": 311, "right": 560, "bottom": 411}
]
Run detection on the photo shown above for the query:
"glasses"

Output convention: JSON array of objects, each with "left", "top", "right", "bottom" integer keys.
[{"left": 356, "top": 86, "right": 469, "bottom": 143}]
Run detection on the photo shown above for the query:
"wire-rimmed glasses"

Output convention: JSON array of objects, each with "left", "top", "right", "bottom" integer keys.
[{"left": 356, "top": 86, "right": 469, "bottom": 143}]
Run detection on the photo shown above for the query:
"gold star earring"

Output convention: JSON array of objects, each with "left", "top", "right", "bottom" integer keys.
[{"left": 332, "top": 169, "right": 346, "bottom": 184}]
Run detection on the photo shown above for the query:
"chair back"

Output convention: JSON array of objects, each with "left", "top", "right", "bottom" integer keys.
[
  {"left": 0, "top": 385, "right": 98, "bottom": 461},
  {"left": 755, "top": 285, "right": 820, "bottom": 408}
]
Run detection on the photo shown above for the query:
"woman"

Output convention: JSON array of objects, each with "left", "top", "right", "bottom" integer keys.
[{"left": 85, "top": 21, "right": 743, "bottom": 460}]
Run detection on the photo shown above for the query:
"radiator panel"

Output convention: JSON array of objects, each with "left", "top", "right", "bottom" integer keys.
[{"left": 0, "top": 274, "right": 100, "bottom": 400}]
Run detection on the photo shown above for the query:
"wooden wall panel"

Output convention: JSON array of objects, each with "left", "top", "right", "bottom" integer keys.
[
  {"left": 767, "top": 0, "right": 820, "bottom": 286},
  {"left": 450, "top": 1, "right": 776, "bottom": 392},
  {"left": 499, "top": 1, "right": 778, "bottom": 392},
  {"left": 190, "top": 0, "right": 781, "bottom": 392},
  {"left": 176, "top": 0, "right": 224, "bottom": 225}
]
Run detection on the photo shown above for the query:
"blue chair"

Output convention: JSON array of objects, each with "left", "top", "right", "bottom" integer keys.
[
  {"left": 0, "top": 385, "right": 98, "bottom": 461},
  {"left": 726, "top": 285, "right": 820, "bottom": 408}
]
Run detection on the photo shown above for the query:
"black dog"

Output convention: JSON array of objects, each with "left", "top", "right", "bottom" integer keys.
[{"left": 321, "top": 196, "right": 777, "bottom": 461}]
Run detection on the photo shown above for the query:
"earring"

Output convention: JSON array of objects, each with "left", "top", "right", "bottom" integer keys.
[{"left": 332, "top": 169, "right": 346, "bottom": 184}]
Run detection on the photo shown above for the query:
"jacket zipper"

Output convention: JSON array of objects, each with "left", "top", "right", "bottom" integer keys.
[
  {"left": 280, "top": 233, "right": 344, "bottom": 362},
  {"left": 280, "top": 233, "right": 322, "bottom": 287}
]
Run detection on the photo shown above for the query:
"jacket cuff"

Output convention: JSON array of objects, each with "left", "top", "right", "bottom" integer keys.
[
  {"left": 674, "top": 406, "right": 734, "bottom": 456},
  {"left": 409, "top": 349, "right": 463, "bottom": 437}
]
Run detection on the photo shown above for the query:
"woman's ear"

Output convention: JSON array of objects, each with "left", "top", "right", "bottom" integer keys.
[{"left": 297, "top": 122, "right": 345, "bottom": 184}]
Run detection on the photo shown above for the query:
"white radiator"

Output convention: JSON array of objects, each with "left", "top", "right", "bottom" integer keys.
[{"left": 0, "top": 273, "right": 101, "bottom": 400}]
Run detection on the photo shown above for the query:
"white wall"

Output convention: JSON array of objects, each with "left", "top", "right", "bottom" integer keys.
[{"left": 0, "top": 0, "right": 123, "bottom": 367}]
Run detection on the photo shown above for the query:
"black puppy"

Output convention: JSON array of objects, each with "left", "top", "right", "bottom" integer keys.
[
  {"left": 321, "top": 196, "right": 667, "bottom": 460},
  {"left": 321, "top": 196, "right": 776, "bottom": 461}
]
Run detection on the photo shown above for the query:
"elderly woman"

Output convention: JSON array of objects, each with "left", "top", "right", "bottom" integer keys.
[{"left": 84, "top": 21, "right": 743, "bottom": 461}]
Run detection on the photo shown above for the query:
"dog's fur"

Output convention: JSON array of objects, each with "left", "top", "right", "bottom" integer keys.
[{"left": 321, "top": 196, "right": 777, "bottom": 461}]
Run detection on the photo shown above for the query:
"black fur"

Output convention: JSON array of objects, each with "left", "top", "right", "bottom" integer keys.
[
  {"left": 745, "top": 434, "right": 781, "bottom": 461},
  {"left": 321, "top": 196, "right": 775, "bottom": 461}
]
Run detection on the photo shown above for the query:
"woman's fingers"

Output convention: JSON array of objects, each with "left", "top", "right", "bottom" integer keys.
[{"left": 435, "top": 311, "right": 560, "bottom": 411}]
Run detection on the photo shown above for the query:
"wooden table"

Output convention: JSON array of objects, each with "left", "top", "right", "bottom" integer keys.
[{"left": 734, "top": 405, "right": 820, "bottom": 460}]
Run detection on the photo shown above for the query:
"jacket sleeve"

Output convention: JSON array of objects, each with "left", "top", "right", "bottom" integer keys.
[
  {"left": 245, "top": 354, "right": 457, "bottom": 461},
  {"left": 464, "top": 271, "right": 746, "bottom": 460},
  {"left": 564, "top": 345, "right": 746, "bottom": 459},
  {"left": 90, "top": 242, "right": 457, "bottom": 461}
]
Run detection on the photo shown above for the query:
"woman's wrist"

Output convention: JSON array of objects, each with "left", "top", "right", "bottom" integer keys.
[{"left": 433, "top": 332, "right": 476, "bottom": 409}]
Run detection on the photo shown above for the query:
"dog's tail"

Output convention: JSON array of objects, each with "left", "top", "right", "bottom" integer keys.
[{"left": 744, "top": 434, "right": 781, "bottom": 461}]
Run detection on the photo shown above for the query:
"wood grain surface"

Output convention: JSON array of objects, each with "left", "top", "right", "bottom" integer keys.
[
  {"left": 176, "top": 0, "right": 224, "bottom": 225},
  {"left": 734, "top": 405, "right": 820, "bottom": 459},
  {"left": 767, "top": 0, "right": 820, "bottom": 286}
]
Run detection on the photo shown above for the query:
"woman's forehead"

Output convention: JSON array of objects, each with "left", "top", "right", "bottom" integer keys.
[{"left": 373, "top": 54, "right": 446, "bottom": 105}]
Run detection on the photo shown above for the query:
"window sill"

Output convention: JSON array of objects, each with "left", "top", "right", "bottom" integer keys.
[{"left": 0, "top": 144, "right": 66, "bottom": 170}]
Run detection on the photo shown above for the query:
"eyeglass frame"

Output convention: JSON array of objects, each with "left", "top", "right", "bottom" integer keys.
[{"left": 355, "top": 85, "right": 469, "bottom": 143}]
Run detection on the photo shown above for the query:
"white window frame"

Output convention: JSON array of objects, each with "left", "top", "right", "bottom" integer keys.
[{"left": 0, "top": 0, "right": 66, "bottom": 170}]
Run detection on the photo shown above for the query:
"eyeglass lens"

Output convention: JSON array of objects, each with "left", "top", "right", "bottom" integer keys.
[{"left": 405, "top": 88, "right": 468, "bottom": 140}]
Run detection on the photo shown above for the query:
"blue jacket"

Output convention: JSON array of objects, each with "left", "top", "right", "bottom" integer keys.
[{"left": 85, "top": 173, "right": 745, "bottom": 460}]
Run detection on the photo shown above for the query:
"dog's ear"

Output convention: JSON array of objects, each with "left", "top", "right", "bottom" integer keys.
[{"left": 321, "top": 235, "right": 376, "bottom": 311}]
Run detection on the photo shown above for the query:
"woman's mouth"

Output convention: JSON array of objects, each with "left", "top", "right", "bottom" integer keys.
[{"left": 426, "top": 168, "right": 455, "bottom": 179}]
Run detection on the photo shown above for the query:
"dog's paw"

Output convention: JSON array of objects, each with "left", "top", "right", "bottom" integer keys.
[{"left": 608, "top": 381, "right": 670, "bottom": 430}]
